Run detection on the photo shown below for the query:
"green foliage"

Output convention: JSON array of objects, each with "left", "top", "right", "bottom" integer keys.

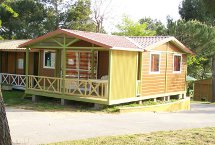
[
  {"left": 0, "top": 0, "right": 96, "bottom": 39},
  {"left": 0, "top": 0, "right": 47, "bottom": 39},
  {"left": 139, "top": 17, "right": 167, "bottom": 35},
  {"left": 113, "top": 16, "right": 156, "bottom": 36},
  {"left": 166, "top": 19, "right": 215, "bottom": 79},
  {"left": 179, "top": 0, "right": 215, "bottom": 25},
  {"left": 65, "top": 0, "right": 96, "bottom": 31}
]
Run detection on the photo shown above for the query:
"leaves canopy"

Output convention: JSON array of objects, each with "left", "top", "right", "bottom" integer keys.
[
  {"left": 113, "top": 16, "right": 156, "bottom": 36},
  {"left": 167, "top": 19, "right": 215, "bottom": 79},
  {"left": 179, "top": 0, "right": 215, "bottom": 25},
  {"left": 0, "top": 0, "right": 96, "bottom": 39}
]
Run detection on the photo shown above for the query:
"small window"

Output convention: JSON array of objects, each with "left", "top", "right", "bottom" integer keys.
[
  {"left": 17, "top": 58, "right": 24, "bottom": 69},
  {"left": 44, "top": 51, "right": 56, "bottom": 68},
  {"left": 173, "top": 54, "right": 182, "bottom": 72},
  {"left": 150, "top": 53, "right": 160, "bottom": 73}
]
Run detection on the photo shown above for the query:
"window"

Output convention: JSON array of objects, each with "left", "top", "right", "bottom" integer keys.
[
  {"left": 150, "top": 53, "right": 160, "bottom": 73},
  {"left": 173, "top": 54, "right": 182, "bottom": 72},
  {"left": 44, "top": 51, "right": 56, "bottom": 68},
  {"left": 66, "top": 51, "right": 98, "bottom": 79},
  {"left": 17, "top": 58, "right": 24, "bottom": 69}
]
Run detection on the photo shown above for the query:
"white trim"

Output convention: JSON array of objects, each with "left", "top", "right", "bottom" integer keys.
[
  {"left": 149, "top": 52, "right": 161, "bottom": 74},
  {"left": 111, "top": 47, "right": 143, "bottom": 52},
  {"left": 43, "top": 50, "right": 56, "bottom": 69},
  {"left": 173, "top": 53, "right": 182, "bottom": 73}
]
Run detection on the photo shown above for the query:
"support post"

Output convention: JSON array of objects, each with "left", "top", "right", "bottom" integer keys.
[
  {"left": 91, "top": 49, "right": 95, "bottom": 79},
  {"left": 32, "top": 95, "right": 40, "bottom": 103},
  {"left": 153, "top": 98, "right": 157, "bottom": 102},
  {"left": 61, "top": 99, "right": 69, "bottom": 105},
  {"left": 165, "top": 96, "right": 170, "bottom": 102},
  {"left": 62, "top": 35, "right": 66, "bottom": 94},
  {"left": 26, "top": 48, "right": 29, "bottom": 89}
]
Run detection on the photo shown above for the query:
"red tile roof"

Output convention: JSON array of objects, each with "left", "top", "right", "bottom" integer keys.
[
  {"left": 128, "top": 36, "right": 171, "bottom": 48},
  {"left": 19, "top": 29, "right": 193, "bottom": 54},
  {"left": 62, "top": 29, "right": 140, "bottom": 49}
]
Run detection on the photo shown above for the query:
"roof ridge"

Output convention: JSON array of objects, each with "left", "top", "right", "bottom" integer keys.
[{"left": 125, "top": 37, "right": 143, "bottom": 49}]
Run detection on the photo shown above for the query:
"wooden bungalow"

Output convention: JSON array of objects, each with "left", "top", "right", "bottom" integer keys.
[
  {"left": 16, "top": 29, "right": 193, "bottom": 105},
  {"left": 0, "top": 40, "right": 39, "bottom": 90}
]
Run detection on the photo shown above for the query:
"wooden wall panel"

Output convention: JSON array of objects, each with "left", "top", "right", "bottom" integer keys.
[
  {"left": 16, "top": 52, "right": 25, "bottom": 75},
  {"left": 8, "top": 52, "right": 16, "bottom": 74},
  {"left": 110, "top": 50, "right": 137, "bottom": 100},
  {"left": 98, "top": 51, "right": 109, "bottom": 79},
  {"left": 39, "top": 50, "right": 55, "bottom": 77},
  {"left": 141, "top": 51, "right": 166, "bottom": 96},
  {"left": 1, "top": 52, "right": 7, "bottom": 73},
  {"left": 194, "top": 79, "right": 212, "bottom": 102},
  {"left": 141, "top": 43, "right": 187, "bottom": 97}
]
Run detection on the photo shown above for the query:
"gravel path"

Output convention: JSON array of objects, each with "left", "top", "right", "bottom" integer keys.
[{"left": 6, "top": 103, "right": 215, "bottom": 145}]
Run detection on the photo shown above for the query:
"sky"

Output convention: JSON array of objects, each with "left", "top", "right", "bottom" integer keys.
[{"left": 103, "top": 0, "right": 183, "bottom": 33}]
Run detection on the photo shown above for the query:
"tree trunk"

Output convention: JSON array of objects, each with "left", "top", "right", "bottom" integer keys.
[
  {"left": 212, "top": 54, "right": 215, "bottom": 102},
  {"left": 0, "top": 87, "right": 12, "bottom": 145}
]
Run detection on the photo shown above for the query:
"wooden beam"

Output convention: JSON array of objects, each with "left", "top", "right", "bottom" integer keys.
[
  {"left": 66, "top": 38, "right": 80, "bottom": 47},
  {"left": 62, "top": 35, "right": 66, "bottom": 95},
  {"left": 165, "top": 43, "right": 168, "bottom": 93},
  {"left": 108, "top": 50, "right": 112, "bottom": 104},
  {"left": 52, "top": 38, "right": 64, "bottom": 47},
  {"left": 26, "top": 48, "right": 29, "bottom": 89},
  {"left": 14, "top": 52, "right": 17, "bottom": 74},
  {"left": 38, "top": 51, "right": 41, "bottom": 75},
  {"left": 91, "top": 45, "right": 95, "bottom": 79}
]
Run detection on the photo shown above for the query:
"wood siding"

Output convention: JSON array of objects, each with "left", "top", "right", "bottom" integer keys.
[
  {"left": 109, "top": 50, "right": 138, "bottom": 100},
  {"left": 194, "top": 78, "right": 212, "bottom": 102},
  {"left": 39, "top": 50, "right": 55, "bottom": 77},
  {"left": 98, "top": 51, "right": 109, "bottom": 79},
  {"left": 0, "top": 51, "right": 35, "bottom": 75},
  {"left": 141, "top": 43, "right": 187, "bottom": 97}
]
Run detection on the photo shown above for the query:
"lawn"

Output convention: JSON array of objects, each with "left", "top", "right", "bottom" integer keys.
[
  {"left": 48, "top": 127, "right": 215, "bottom": 145},
  {"left": 2, "top": 90, "right": 95, "bottom": 112}
]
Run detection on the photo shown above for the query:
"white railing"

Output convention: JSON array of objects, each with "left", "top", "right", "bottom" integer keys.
[
  {"left": 27, "top": 75, "right": 108, "bottom": 99},
  {"left": 0, "top": 73, "right": 26, "bottom": 87}
]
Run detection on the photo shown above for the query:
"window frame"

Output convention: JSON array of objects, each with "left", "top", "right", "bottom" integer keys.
[
  {"left": 43, "top": 50, "right": 56, "bottom": 69},
  {"left": 149, "top": 52, "right": 161, "bottom": 74},
  {"left": 17, "top": 58, "right": 24, "bottom": 69},
  {"left": 173, "top": 53, "right": 182, "bottom": 73}
]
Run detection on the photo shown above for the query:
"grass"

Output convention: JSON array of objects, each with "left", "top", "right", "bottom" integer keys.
[
  {"left": 48, "top": 127, "right": 215, "bottom": 145},
  {"left": 2, "top": 90, "right": 95, "bottom": 112}
]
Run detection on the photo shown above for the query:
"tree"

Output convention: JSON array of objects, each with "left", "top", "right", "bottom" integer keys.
[
  {"left": 166, "top": 19, "right": 215, "bottom": 80},
  {"left": 92, "top": 0, "right": 112, "bottom": 33},
  {"left": 202, "top": 0, "right": 215, "bottom": 102},
  {"left": 0, "top": 0, "right": 47, "bottom": 39},
  {"left": 65, "top": 0, "right": 96, "bottom": 31},
  {"left": 179, "top": 0, "right": 215, "bottom": 25},
  {"left": 0, "top": 2, "right": 14, "bottom": 145},
  {"left": 0, "top": 88, "right": 12, "bottom": 145},
  {"left": 139, "top": 17, "right": 167, "bottom": 35},
  {"left": 113, "top": 16, "right": 156, "bottom": 36}
]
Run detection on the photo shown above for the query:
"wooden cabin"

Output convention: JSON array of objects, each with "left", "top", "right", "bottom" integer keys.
[
  {"left": 0, "top": 40, "right": 39, "bottom": 89},
  {"left": 10, "top": 29, "right": 192, "bottom": 105}
]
